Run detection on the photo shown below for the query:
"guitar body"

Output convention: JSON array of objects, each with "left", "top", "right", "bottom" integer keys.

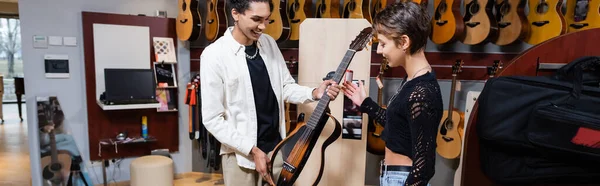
[
  {"left": 265, "top": 0, "right": 291, "bottom": 42},
  {"left": 436, "top": 109, "right": 463, "bottom": 159},
  {"left": 431, "top": 0, "right": 465, "bottom": 44},
  {"left": 565, "top": 0, "right": 600, "bottom": 33},
  {"left": 409, "top": 0, "right": 429, "bottom": 6},
  {"left": 367, "top": 106, "right": 386, "bottom": 155},
  {"left": 205, "top": 0, "right": 228, "bottom": 42},
  {"left": 270, "top": 113, "right": 342, "bottom": 186},
  {"left": 315, "top": 0, "right": 341, "bottom": 18},
  {"left": 525, "top": 0, "right": 566, "bottom": 45},
  {"left": 288, "top": 0, "right": 309, "bottom": 41},
  {"left": 461, "top": 0, "right": 498, "bottom": 45},
  {"left": 494, "top": 0, "right": 530, "bottom": 45},
  {"left": 176, "top": 0, "right": 202, "bottom": 41},
  {"left": 41, "top": 150, "right": 72, "bottom": 185},
  {"left": 342, "top": 0, "right": 365, "bottom": 19}
]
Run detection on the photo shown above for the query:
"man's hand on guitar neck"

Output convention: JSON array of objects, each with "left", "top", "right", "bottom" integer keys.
[{"left": 250, "top": 146, "right": 275, "bottom": 185}]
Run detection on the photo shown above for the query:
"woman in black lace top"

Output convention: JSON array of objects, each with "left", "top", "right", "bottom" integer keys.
[{"left": 343, "top": 2, "right": 443, "bottom": 186}]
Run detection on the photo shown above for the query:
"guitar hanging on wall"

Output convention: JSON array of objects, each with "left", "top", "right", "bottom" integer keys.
[
  {"left": 493, "top": 0, "right": 530, "bottom": 46},
  {"left": 268, "top": 27, "right": 374, "bottom": 186},
  {"left": 366, "top": 58, "right": 389, "bottom": 156},
  {"left": 461, "top": 0, "right": 498, "bottom": 45},
  {"left": 287, "top": 0, "right": 308, "bottom": 41},
  {"left": 436, "top": 60, "right": 464, "bottom": 160},
  {"left": 176, "top": 0, "right": 202, "bottom": 41},
  {"left": 205, "top": 0, "right": 228, "bottom": 42},
  {"left": 564, "top": 0, "right": 600, "bottom": 33},
  {"left": 264, "top": 0, "right": 291, "bottom": 43},
  {"left": 524, "top": 0, "right": 567, "bottom": 45},
  {"left": 430, "top": 0, "right": 465, "bottom": 45},
  {"left": 315, "top": 0, "right": 341, "bottom": 18}
]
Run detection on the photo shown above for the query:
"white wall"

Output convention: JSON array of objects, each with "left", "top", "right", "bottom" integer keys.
[{"left": 19, "top": 0, "right": 191, "bottom": 185}]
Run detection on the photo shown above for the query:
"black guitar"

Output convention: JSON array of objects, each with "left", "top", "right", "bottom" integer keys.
[{"left": 268, "top": 27, "right": 374, "bottom": 186}]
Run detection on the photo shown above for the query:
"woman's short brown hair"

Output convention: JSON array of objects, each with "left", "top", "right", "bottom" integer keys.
[{"left": 373, "top": 2, "right": 431, "bottom": 55}]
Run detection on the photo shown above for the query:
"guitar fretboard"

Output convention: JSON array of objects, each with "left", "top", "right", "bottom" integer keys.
[{"left": 306, "top": 49, "right": 356, "bottom": 129}]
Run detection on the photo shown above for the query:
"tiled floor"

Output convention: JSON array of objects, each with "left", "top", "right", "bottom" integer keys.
[{"left": 0, "top": 103, "right": 30, "bottom": 186}]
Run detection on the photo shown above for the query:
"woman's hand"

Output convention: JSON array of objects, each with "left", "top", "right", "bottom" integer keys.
[{"left": 343, "top": 80, "right": 367, "bottom": 106}]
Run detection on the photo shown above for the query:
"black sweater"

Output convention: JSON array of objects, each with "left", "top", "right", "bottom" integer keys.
[{"left": 360, "top": 72, "right": 443, "bottom": 186}]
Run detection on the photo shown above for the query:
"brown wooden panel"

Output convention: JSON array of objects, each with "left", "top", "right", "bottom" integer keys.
[
  {"left": 82, "top": 12, "right": 179, "bottom": 161},
  {"left": 191, "top": 48, "right": 517, "bottom": 80},
  {"left": 461, "top": 28, "right": 600, "bottom": 186}
]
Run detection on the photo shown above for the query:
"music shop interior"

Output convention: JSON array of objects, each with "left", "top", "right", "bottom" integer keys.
[{"left": 4, "top": 0, "right": 600, "bottom": 185}]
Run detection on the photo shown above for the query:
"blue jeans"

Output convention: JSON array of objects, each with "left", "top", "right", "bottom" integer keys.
[{"left": 380, "top": 168, "right": 432, "bottom": 186}]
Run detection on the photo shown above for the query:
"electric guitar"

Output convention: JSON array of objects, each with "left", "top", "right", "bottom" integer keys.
[
  {"left": 431, "top": 0, "right": 465, "bottom": 45},
  {"left": 565, "top": 0, "right": 600, "bottom": 33},
  {"left": 366, "top": 58, "right": 389, "bottom": 156},
  {"left": 436, "top": 60, "right": 464, "bottom": 160},
  {"left": 288, "top": 0, "right": 309, "bottom": 41},
  {"left": 461, "top": 0, "right": 498, "bottom": 45},
  {"left": 176, "top": 0, "right": 202, "bottom": 41},
  {"left": 493, "top": 0, "right": 530, "bottom": 46},
  {"left": 205, "top": 0, "right": 228, "bottom": 42},
  {"left": 315, "top": 0, "right": 341, "bottom": 18},
  {"left": 342, "top": 0, "right": 365, "bottom": 19},
  {"left": 268, "top": 27, "right": 374, "bottom": 186},
  {"left": 524, "top": 0, "right": 567, "bottom": 45},
  {"left": 264, "top": 0, "right": 291, "bottom": 42}
]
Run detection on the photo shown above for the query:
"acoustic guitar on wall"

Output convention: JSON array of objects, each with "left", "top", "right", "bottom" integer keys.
[
  {"left": 524, "top": 0, "right": 567, "bottom": 45},
  {"left": 287, "top": 0, "right": 309, "bottom": 41},
  {"left": 366, "top": 58, "right": 389, "bottom": 156},
  {"left": 264, "top": 0, "right": 291, "bottom": 43},
  {"left": 205, "top": 0, "right": 228, "bottom": 42},
  {"left": 315, "top": 0, "right": 341, "bottom": 18},
  {"left": 342, "top": 0, "right": 365, "bottom": 19},
  {"left": 564, "top": 0, "right": 600, "bottom": 33},
  {"left": 176, "top": 0, "right": 202, "bottom": 41},
  {"left": 461, "top": 0, "right": 498, "bottom": 45},
  {"left": 493, "top": 0, "right": 530, "bottom": 46},
  {"left": 436, "top": 60, "right": 464, "bottom": 160},
  {"left": 431, "top": 0, "right": 465, "bottom": 45}
]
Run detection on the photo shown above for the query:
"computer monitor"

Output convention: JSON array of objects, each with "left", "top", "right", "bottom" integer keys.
[{"left": 103, "top": 68, "right": 156, "bottom": 102}]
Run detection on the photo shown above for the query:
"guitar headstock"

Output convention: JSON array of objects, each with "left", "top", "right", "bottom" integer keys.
[
  {"left": 452, "top": 59, "right": 464, "bottom": 75},
  {"left": 487, "top": 60, "right": 503, "bottom": 77},
  {"left": 349, "top": 27, "right": 374, "bottom": 51}
]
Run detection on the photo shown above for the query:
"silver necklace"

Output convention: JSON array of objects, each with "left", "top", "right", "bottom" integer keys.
[
  {"left": 387, "top": 66, "right": 431, "bottom": 106},
  {"left": 246, "top": 47, "right": 259, "bottom": 60}
]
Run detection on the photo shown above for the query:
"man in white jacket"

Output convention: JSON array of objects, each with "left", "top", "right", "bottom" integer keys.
[{"left": 200, "top": 0, "right": 341, "bottom": 185}]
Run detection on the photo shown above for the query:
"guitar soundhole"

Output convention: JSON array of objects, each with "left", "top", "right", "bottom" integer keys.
[
  {"left": 469, "top": 2, "right": 480, "bottom": 15},
  {"left": 500, "top": 3, "right": 510, "bottom": 15},
  {"left": 50, "top": 163, "right": 62, "bottom": 171},
  {"left": 269, "top": 1, "right": 274, "bottom": 12},
  {"left": 438, "top": 2, "right": 447, "bottom": 13},
  {"left": 349, "top": 1, "right": 356, "bottom": 11},
  {"left": 536, "top": 2, "right": 549, "bottom": 14},
  {"left": 182, "top": 1, "right": 187, "bottom": 11},
  {"left": 209, "top": 2, "right": 214, "bottom": 12}
]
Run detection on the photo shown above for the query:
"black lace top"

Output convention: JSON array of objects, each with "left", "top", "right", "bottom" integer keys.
[{"left": 360, "top": 72, "right": 443, "bottom": 186}]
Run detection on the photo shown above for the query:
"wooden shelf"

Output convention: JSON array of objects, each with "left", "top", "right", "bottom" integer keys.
[{"left": 96, "top": 100, "right": 160, "bottom": 110}]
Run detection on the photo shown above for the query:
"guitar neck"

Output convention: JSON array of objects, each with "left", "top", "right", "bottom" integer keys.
[
  {"left": 448, "top": 75, "right": 457, "bottom": 115},
  {"left": 48, "top": 128, "right": 59, "bottom": 163},
  {"left": 307, "top": 50, "right": 356, "bottom": 129}
]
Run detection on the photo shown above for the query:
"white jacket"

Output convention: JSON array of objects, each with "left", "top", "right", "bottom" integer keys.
[{"left": 200, "top": 27, "right": 317, "bottom": 169}]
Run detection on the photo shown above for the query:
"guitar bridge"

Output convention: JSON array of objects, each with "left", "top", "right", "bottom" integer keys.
[
  {"left": 569, "top": 23, "right": 589, "bottom": 29},
  {"left": 498, "top": 22, "right": 511, "bottom": 28},
  {"left": 435, "top": 20, "right": 448, "bottom": 26},
  {"left": 465, "top": 22, "right": 480, "bottom": 28},
  {"left": 532, "top": 21, "right": 550, "bottom": 27},
  {"left": 283, "top": 161, "right": 296, "bottom": 173}
]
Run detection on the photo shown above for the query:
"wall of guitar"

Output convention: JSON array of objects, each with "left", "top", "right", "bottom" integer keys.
[{"left": 177, "top": 0, "right": 599, "bottom": 47}]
